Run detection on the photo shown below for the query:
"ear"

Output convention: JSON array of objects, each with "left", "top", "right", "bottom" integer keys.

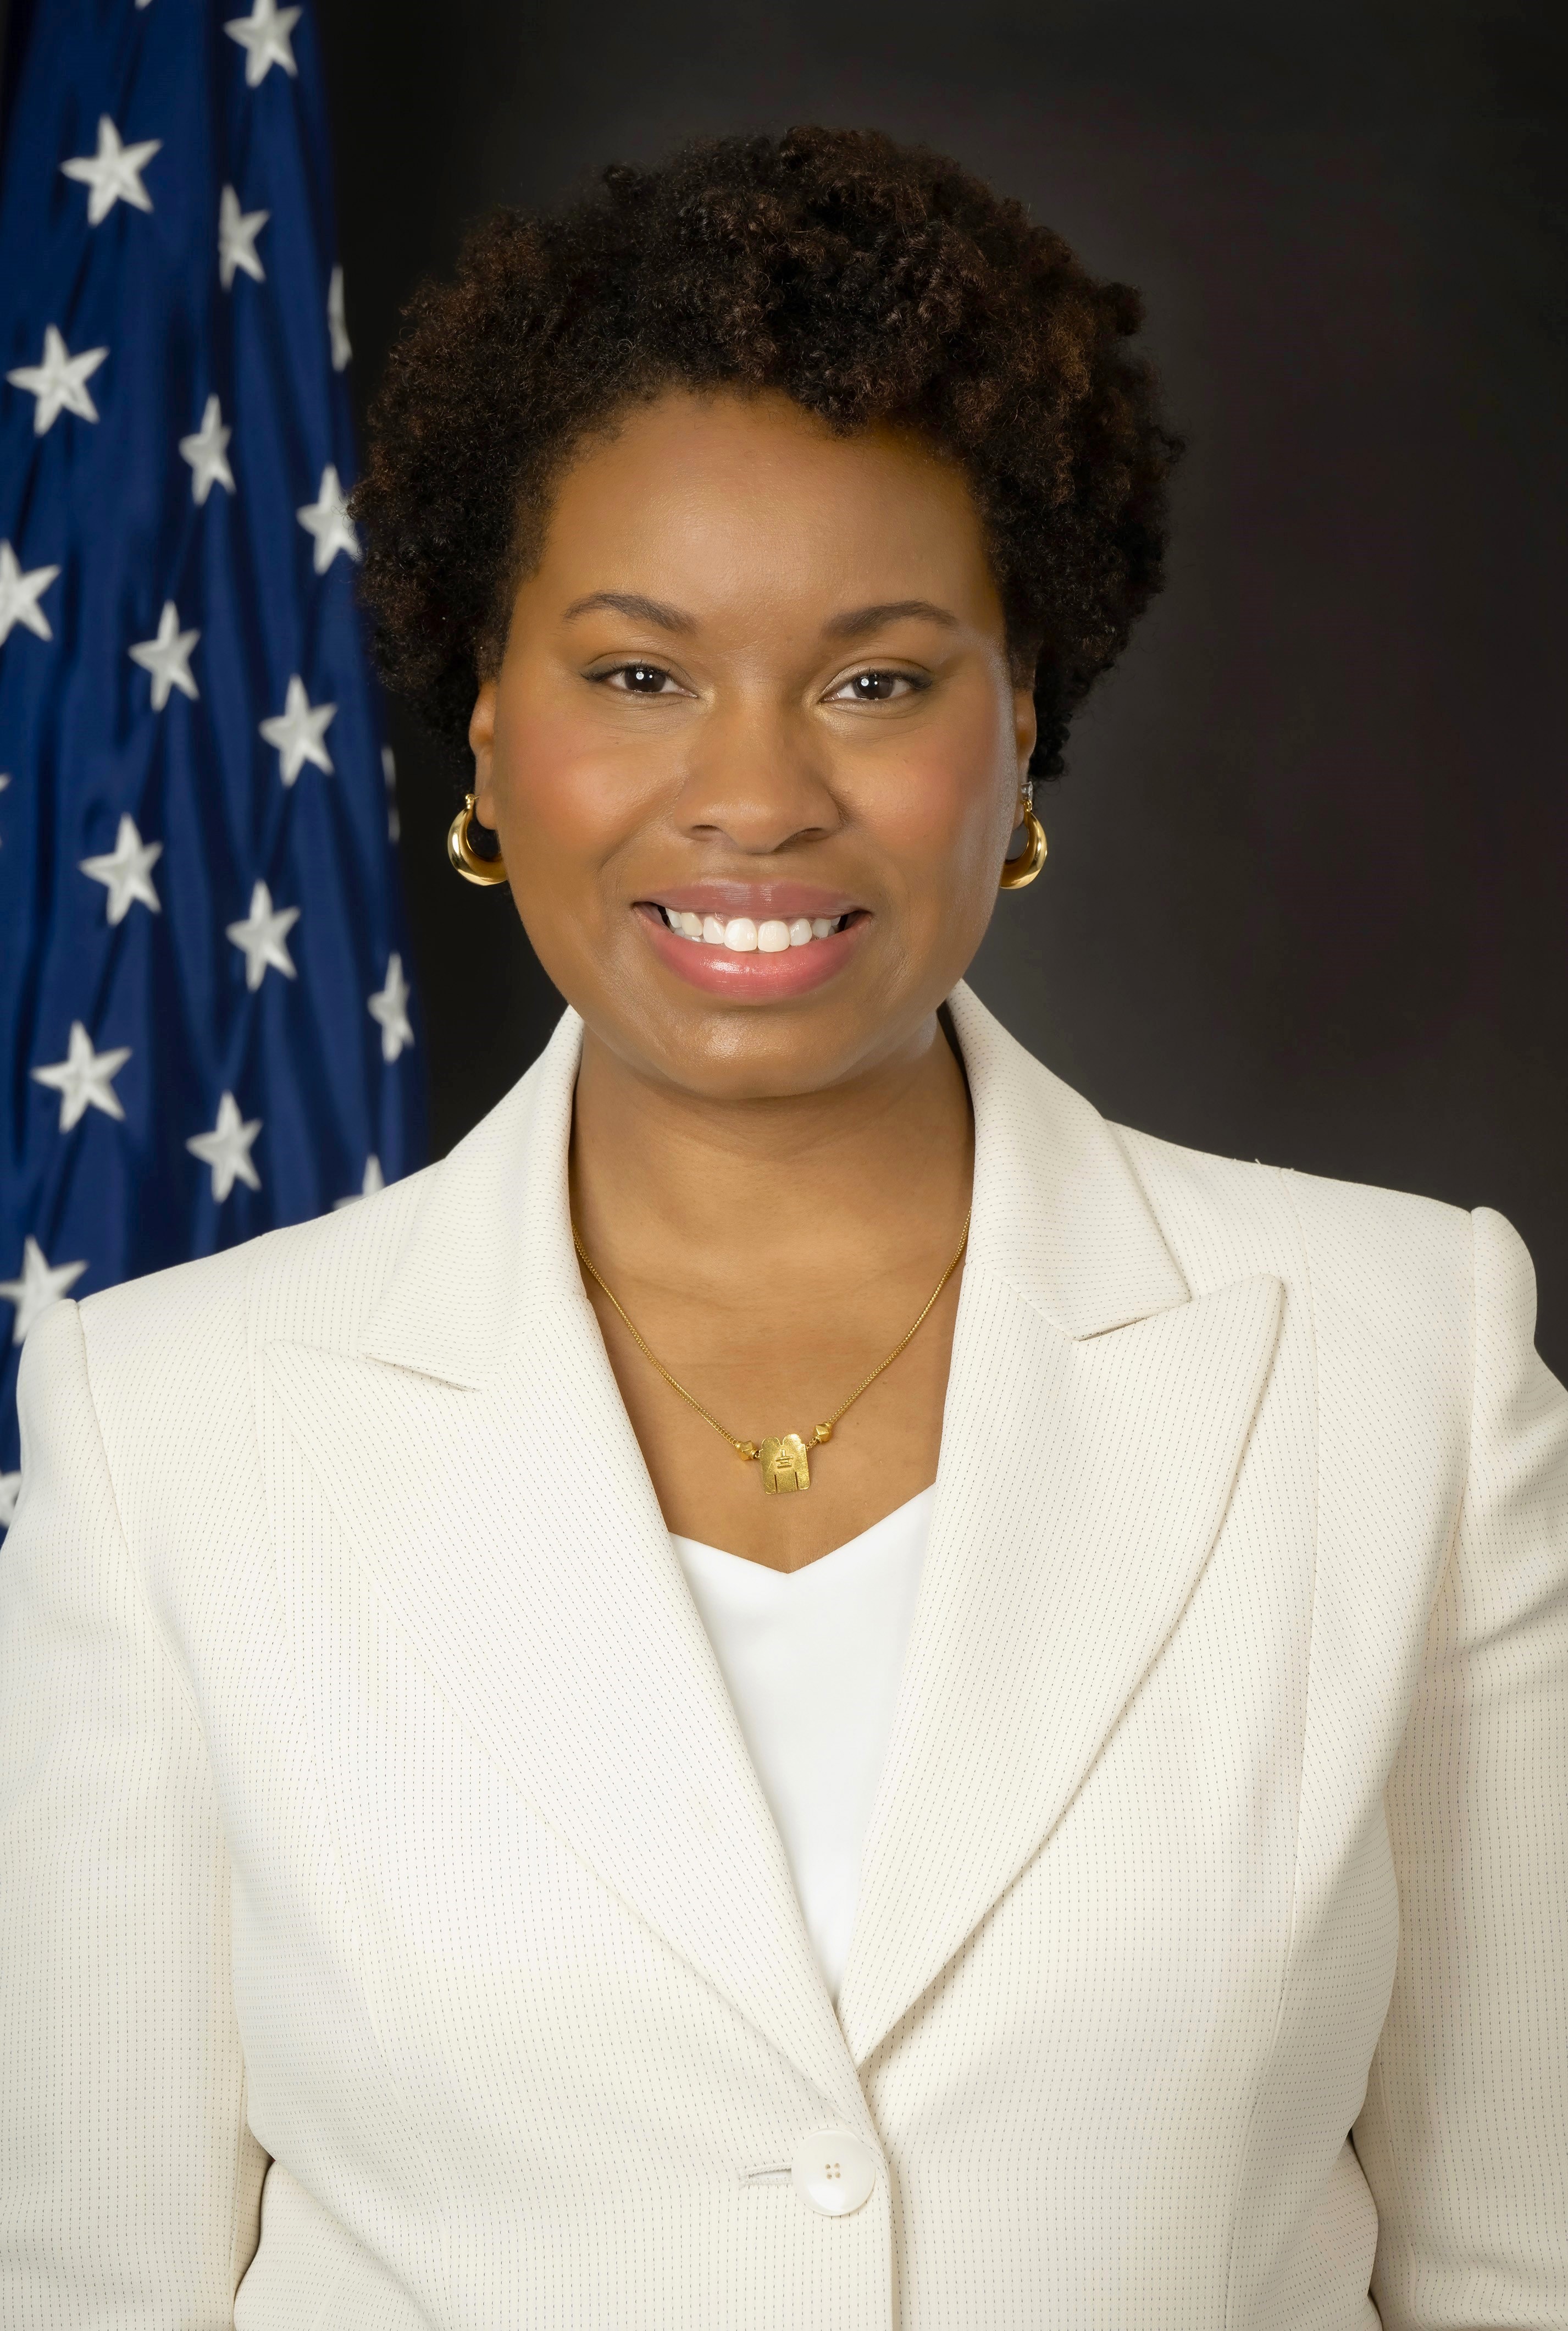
[
  {"left": 1012, "top": 679, "right": 1038, "bottom": 782},
  {"left": 469, "top": 680, "right": 498, "bottom": 825}
]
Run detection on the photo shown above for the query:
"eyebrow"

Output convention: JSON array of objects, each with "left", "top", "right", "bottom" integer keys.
[
  {"left": 820, "top": 599, "right": 960, "bottom": 641},
  {"left": 561, "top": 591, "right": 696, "bottom": 632},
  {"left": 559, "top": 592, "right": 961, "bottom": 642}
]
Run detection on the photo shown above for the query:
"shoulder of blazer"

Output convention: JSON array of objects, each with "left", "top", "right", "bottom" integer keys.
[
  {"left": 73, "top": 1013, "right": 580, "bottom": 1414},
  {"left": 1110, "top": 1117, "right": 1473, "bottom": 1286},
  {"left": 63, "top": 1173, "right": 435, "bottom": 1533},
  {"left": 72, "top": 1163, "right": 434, "bottom": 1391},
  {"left": 1110, "top": 1118, "right": 1477, "bottom": 1431}
]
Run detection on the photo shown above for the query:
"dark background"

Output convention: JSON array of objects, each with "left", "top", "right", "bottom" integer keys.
[{"left": 60, "top": 2, "right": 1568, "bottom": 1362}]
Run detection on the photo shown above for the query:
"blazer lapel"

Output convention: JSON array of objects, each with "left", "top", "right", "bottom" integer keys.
[
  {"left": 263, "top": 1013, "right": 867, "bottom": 2133},
  {"left": 835, "top": 988, "right": 1284, "bottom": 2065}
]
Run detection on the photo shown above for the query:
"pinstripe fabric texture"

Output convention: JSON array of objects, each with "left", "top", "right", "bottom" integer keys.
[{"left": 2, "top": 982, "right": 1564, "bottom": 2329}]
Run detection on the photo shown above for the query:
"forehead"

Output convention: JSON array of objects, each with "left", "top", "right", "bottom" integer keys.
[{"left": 530, "top": 386, "right": 1000, "bottom": 622}]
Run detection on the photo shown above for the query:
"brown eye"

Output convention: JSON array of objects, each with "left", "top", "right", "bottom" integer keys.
[
  {"left": 591, "top": 657, "right": 700, "bottom": 701},
  {"left": 830, "top": 669, "right": 925, "bottom": 704}
]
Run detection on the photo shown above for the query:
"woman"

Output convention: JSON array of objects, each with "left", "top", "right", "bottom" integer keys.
[{"left": 2, "top": 127, "right": 1564, "bottom": 2331}]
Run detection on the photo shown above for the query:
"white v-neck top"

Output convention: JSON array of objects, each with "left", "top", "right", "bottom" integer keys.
[{"left": 670, "top": 1485, "right": 935, "bottom": 2002}]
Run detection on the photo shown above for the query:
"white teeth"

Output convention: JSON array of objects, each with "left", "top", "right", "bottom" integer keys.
[{"left": 661, "top": 907, "right": 852, "bottom": 951}]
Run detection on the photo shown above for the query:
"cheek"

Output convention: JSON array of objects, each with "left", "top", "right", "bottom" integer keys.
[
  {"left": 483, "top": 697, "right": 658, "bottom": 979},
  {"left": 854, "top": 699, "right": 1012, "bottom": 892},
  {"left": 490, "top": 694, "right": 658, "bottom": 868}
]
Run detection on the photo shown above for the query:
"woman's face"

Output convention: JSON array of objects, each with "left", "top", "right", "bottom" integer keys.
[{"left": 470, "top": 386, "right": 1036, "bottom": 1101}]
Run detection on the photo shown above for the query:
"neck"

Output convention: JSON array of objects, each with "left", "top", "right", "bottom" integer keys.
[{"left": 569, "top": 1010, "right": 974, "bottom": 1301}]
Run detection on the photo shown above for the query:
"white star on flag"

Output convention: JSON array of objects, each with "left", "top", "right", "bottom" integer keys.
[
  {"left": 7, "top": 325, "right": 109, "bottom": 434},
  {"left": 224, "top": 0, "right": 301, "bottom": 85},
  {"left": 60, "top": 116, "right": 161, "bottom": 225},
  {"left": 187, "top": 1092, "right": 262, "bottom": 1201},
  {"left": 226, "top": 880, "right": 300, "bottom": 989},
  {"left": 129, "top": 601, "right": 200, "bottom": 709},
  {"left": 219, "top": 184, "right": 269, "bottom": 288},
  {"left": 328, "top": 264, "right": 352, "bottom": 371},
  {"left": 0, "top": 541, "right": 61, "bottom": 646},
  {"left": 0, "top": 1473, "right": 19, "bottom": 1530},
  {"left": 31, "top": 1021, "right": 131, "bottom": 1131},
  {"left": 259, "top": 675, "right": 335, "bottom": 784},
  {"left": 368, "top": 954, "right": 414, "bottom": 1062},
  {"left": 79, "top": 813, "right": 163, "bottom": 924},
  {"left": 179, "top": 394, "right": 235, "bottom": 504},
  {"left": 333, "top": 1155, "right": 386, "bottom": 1208},
  {"left": 0, "top": 1235, "right": 87, "bottom": 1345},
  {"left": 296, "top": 465, "right": 361, "bottom": 572}
]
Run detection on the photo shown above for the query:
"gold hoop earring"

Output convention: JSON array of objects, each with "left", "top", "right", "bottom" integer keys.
[
  {"left": 999, "top": 806, "right": 1047, "bottom": 891},
  {"left": 446, "top": 793, "right": 508, "bottom": 886}
]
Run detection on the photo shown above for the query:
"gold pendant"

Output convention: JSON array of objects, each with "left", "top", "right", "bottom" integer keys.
[{"left": 758, "top": 1433, "right": 812, "bottom": 1494}]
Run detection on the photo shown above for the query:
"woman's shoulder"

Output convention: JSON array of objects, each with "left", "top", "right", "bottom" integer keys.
[
  {"left": 1114, "top": 1115, "right": 1475, "bottom": 1255},
  {"left": 61, "top": 1026, "right": 571, "bottom": 1422},
  {"left": 962, "top": 991, "right": 1503, "bottom": 1384},
  {"left": 68, "top": 1157, "right": 440, "bottom": 1401},
  {"left": 8, "top": 1164, "right": 442, "bottom": 1551},
  {"left": 1116, "top": 1110, "right": 1484, "bottom": 1290},
  {"left": 1111, "top": 1114, "right": 1529, "bottom": 1399},
  {"left": 961, "top": 987, "right": 1486, "bottom": 1313}
]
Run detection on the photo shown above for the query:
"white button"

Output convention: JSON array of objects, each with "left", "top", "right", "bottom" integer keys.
[{"left": 790, "top": 2128, "right": 878, "bottom": 2216}]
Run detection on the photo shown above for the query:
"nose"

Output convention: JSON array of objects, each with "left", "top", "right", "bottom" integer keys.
[{"left": 672, "top": 689, "right": 842, "bottom": 855}]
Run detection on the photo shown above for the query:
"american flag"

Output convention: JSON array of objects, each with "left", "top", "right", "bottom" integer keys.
[{"left": 0, "top": 0, "right": 426, "bottom": 1533}]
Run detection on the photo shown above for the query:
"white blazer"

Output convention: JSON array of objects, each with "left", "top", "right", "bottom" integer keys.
[{"left": 2, "top": 984, "right": 1566, "bottom": 2331}]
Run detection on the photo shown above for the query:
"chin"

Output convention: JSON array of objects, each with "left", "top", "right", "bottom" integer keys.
[
  {"left": 600, "top": 980, "right": 945, "bottom": 1108},
  {"left": 638, "top": 1013, "right": 859, "bottom": 1103}
]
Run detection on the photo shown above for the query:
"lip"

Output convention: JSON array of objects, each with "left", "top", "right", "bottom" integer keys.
[{"left": 636, "top": 903, "right": 865, "bottom": 1001}]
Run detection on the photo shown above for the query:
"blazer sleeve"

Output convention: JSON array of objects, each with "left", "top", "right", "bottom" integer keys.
[
  {"left": 1353, "top": 1207, "right": 1568, "bottom": 2329},
  {"left": 0, "top": 1299, "right": 268, "bottom": 2328}
]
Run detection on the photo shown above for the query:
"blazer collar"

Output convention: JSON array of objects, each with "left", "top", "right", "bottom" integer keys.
[
  {"left": 944, "top": 981, "right": 1189, "bottom": 1336},
  {"left": 359, "top": 980, "right": 1191, "bottom": 1389},
  {"left": 359, "top": 1003, "right": 585, "bottom": 1387}
]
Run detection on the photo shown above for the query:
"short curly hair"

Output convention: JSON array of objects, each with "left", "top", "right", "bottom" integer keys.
[{"left": 354, "top": 125, "right": 1181, "bottom": 781}]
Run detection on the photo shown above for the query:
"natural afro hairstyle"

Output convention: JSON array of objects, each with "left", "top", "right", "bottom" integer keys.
[{"left": 354, "top": 125, "right": 1181, "bottom": 782}]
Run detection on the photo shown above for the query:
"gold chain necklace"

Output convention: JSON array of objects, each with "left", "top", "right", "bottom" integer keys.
[{"left": 572, "top": 1209, "right": 971, "bottom": 1495}]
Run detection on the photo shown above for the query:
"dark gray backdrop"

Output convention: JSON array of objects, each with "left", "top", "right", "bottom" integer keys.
[{"left": 314, "top": 0, "right": 1568, "bottom": 1372}]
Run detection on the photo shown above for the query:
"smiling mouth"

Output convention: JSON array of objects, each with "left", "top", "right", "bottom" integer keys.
[{"left": 644, "top": 905, "right": 863, "bottom": 954}]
